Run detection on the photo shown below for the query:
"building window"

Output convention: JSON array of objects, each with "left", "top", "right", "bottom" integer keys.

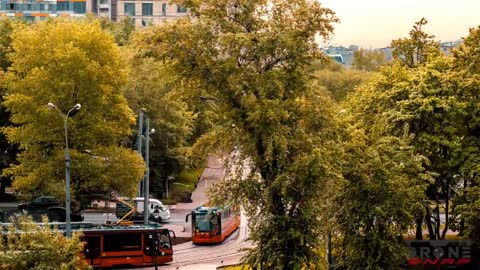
[
  {"left": 124, "top": 3, "right": 135, "bottom": 16},
  {"left": 73, "top": 2, "right": 85, "bottom": 13},
  {"left": 161, "top": 3, "right": 166, "bottom": 16},
  {"left": 176, "top": 5, "right": 186, "bottom": 13},
  {"left": 57, "top": 2, "right": 69, "bottom": 11},
  {"left": 142, "top": 3, "right": 152, "bottom": 16}
]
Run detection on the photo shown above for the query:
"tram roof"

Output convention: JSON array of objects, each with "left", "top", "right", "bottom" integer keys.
[
  {"left": 1, "top": 222, "right": 166, "bottom": 234},
  {"left": 192, "top": 205, "right": 226, "bottom": 214}
]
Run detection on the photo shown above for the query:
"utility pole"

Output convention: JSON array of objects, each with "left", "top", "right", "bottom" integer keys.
[
  {"left": 143, "top": 117, "right": 150, "bottom": 225},
  {"left": 136, "top": 110, "right": 144, "bottom": 197}
]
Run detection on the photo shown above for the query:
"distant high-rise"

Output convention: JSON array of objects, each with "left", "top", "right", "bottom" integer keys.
[
  {"left": 0, "top": 0, "right": 188, "bottom": 25},
  {"left": 116, "top": 1, "right": 188, "bottom": 26},
  {"left": 439, "top": 40, "right": 462, "bottom": 55},
  {"left": 0, "top": 0, "right": 87, "bottom": 20}
]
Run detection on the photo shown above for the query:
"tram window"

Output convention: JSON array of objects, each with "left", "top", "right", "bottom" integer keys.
[
  {"left": 211, "top": 215, "right": 220, "bottom": 234},
  {"left": 194, "top": 214, "right": 211, "bottom": 231},
  {"left": 158, "top": 232, "right": 171, "bottom": 248},
  {"left": 104, "top": 233, "right": 141, "bottom": 252}
]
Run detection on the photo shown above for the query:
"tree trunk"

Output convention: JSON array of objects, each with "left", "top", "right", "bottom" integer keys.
[
  {"left": 459, "top": 176, "right": 468, "bottom": 235},
  {"left": 435, "top": 203, "right": 441, "bottom": 239},
  {"left": 425, "top": 207, "right": 435, "bottom": 240},
  {"left": 441, "top": 183, "right": 450, "bottom": 239},
  {"left": 415, "top": 216, "right": 423, "bottom": 240}
]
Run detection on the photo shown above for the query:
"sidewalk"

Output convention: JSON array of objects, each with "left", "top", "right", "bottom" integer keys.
[
  {"left": 163, "top": 156, "right": 225, "bottom": 240},
  {"left": 172, "top": 156, "right": 224, "bottom": 211},
  {"left": 150, "top": 156, "right": 244, "bottom": 270}
]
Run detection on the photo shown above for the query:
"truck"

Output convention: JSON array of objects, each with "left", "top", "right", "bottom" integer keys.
[{"left": 115, "top": 197, "right": 170, "bottom": 223}]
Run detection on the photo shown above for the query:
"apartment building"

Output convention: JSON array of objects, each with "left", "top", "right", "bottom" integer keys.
[
  {"left": 0, "top": 0, "right": 187, "bottom": 25},
  {"left": 0, "top": 0, "right": 88, "bottom": 20},
  {"left": 116, "top": 0, "right": 188, "bottom": 26}
]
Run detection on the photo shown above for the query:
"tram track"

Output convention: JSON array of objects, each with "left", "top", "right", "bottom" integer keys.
[
  {"left": 154, "top": 156, "right": 253, "bottom": 269},
  {"left": 164, "top": 211, "right": 251, "bottom": 267}
]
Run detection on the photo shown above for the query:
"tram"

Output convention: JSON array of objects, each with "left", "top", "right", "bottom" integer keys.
[
  {"left": 185, "top": 205, "right": 240, "bottom": 244},
  {"left": 80, "top": 223, "right": 174, "bottom": 269},
  {"left": 1, "top": 222, "right": 175, "bottom": 269}
]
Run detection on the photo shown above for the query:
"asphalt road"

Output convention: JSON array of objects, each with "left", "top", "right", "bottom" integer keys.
[{"left": 82, "top": 209, "right": 191, "bottom": 228}]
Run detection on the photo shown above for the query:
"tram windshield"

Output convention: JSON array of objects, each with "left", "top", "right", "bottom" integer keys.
[{"left": 194, "top": 213, "right": 213, "bottom": 231}]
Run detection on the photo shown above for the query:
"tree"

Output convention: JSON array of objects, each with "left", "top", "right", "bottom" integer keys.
[
  {"left": 0, "top": 17, "right": 21, "bottom": 195},
  {"left": 0, "top": 216, "right": 89, "bottom": 270},
  {"left": 448, "top": 26, "right": 480, "bottom": 240},
  {"left": 345, "top": 19, "right": 469, "bottom": 241},
  {"left": 96, "top": 16, "right": 136, "bottom": 46},
  {"left": 352, "top": 48, "right": 387, "bottom": 71},
  {"left": 312, "top": 59, "right": 371, "bottom": 102},
  {"left": 131, "top": 0, "right": 340, "bottom": 268},
  {"left": 123, "top": 55, "right": 196, "bottom": 196},
  {"left": 334, "top": 123, "right": 428, "bottom": 269},
  {"left": 2, "top": 19, "right": 144, "bottom": 205},
  {"left": 391, "top": 18, "right": 440, "bottom": 68}
]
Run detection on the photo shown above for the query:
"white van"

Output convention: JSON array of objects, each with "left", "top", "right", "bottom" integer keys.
[
  {"left": 133, "top": 197, "right": 171, "bottom": 222},
  {"left": 116, "top": 197, "right": 171, "bottom": 223}
]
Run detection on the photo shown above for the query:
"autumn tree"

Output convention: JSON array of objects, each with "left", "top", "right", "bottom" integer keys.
[
  {"left": 352, "top": 48, "right": 387, "bottom": 71},
  {"left": 131, "top": 0, "right": 340, "bottom": 268},
  {"left": 391, "top": 18, "right": 440, "bottom": 67},
  {"left": 0, "top": 17, "right": 23, "bottom": 195},
  {"left": 96, "top": 16, "right": 136, "bottom": 46},
  {"left": 0, "top": 216, "right": 89, "bottom": 270},
  {"left": 448, "top": 26, "right": 480, "bottom": 240},
  {"left": 2, "top": 19, "right": 144, "bottom": 206},
  {"left": 312, "top": 59, "right": 371, "bottom": 102}
]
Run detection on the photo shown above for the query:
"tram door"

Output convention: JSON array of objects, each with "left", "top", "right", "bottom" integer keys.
[
  {"left": 83, "top": 235, "right": 101, "bottom": 266},
  {"left": 143, "top": 233, "right": 155, "bottom": 263}
]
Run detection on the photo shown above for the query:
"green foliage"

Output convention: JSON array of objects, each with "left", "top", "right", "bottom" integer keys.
[
  {"left": 0, "top": 216, "right": 90, "bottom": 270},
  {"left": 175, "top": 168, "right": 203, "bottom": 187},
  {"left": 391, "top": 18, "right": 441, "bottom": 67},
  {"left": 132, "top": 0, "right": 341, "bottom": 268},
  {"left": 97, "top": 16, "right": 136, "bottom": 46},
  {"left": 2, "top": 19, "right": 144, "bottom": 203},
  {"left": 123, "top": 55, "right": 196, "bottom": 195},
  {"left": 344, "top": 18, "right": 480, "bottom": 243},
  {"left": 352, "top": 49, "right": 387, "bottom": 71},
  {"left": 334, "top": 125, "right": 428, "bottom": 269},
  {"left": 312, "top": 62, "right": 371, "bottom": 102},
  {"left": 448, "top": 26, "right": 480, "bottom": 240}
]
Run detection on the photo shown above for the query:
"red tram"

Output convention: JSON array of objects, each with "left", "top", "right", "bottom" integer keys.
[
  {"left": 185, "top": 205, "right": 240, "bottom": 244},
  {"left": 80, "top": 223, "right": 175, "bottom": 269},
  {"left": 1, "top": 222, "right": 175, "bottom": 269}
]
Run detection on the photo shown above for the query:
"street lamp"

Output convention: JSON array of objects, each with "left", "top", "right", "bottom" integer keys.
[{"left": 48, "top": 102, "right": 81, "bottom": 237}]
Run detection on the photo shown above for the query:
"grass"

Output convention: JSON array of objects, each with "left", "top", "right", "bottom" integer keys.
[
  {"left": 171, "top": 168, "right": 204, "bottom": 192},
  {"left": 167, "top": 168, "right": 204, "bottom": 204}
]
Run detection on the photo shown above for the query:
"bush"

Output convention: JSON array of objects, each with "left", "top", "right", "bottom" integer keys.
[{"left": 0, "top": 215, "right": 90, "bottom": 270}]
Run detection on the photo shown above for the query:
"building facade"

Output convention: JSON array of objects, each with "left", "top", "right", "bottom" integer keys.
[
  {"left": 0, "top": 0, "right": 87, "bottom": 20},
  {"left": 0, "top": 0, "right": 187, "bottom": 25},
  {"left": 116, "top": 0, "right": 187, "bottom": 26}
]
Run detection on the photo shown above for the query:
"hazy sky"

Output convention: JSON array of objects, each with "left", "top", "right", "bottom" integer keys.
[{"left": 319, "top": 0, "right": 480, "bottom": 48}]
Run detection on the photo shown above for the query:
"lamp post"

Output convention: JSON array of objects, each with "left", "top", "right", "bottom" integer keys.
[
  {"left": 48, "top": 102, "right": 81, "bottom": 237},
  {"left": 143, "top": 118, "right": 154, "bottom": 225}
]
